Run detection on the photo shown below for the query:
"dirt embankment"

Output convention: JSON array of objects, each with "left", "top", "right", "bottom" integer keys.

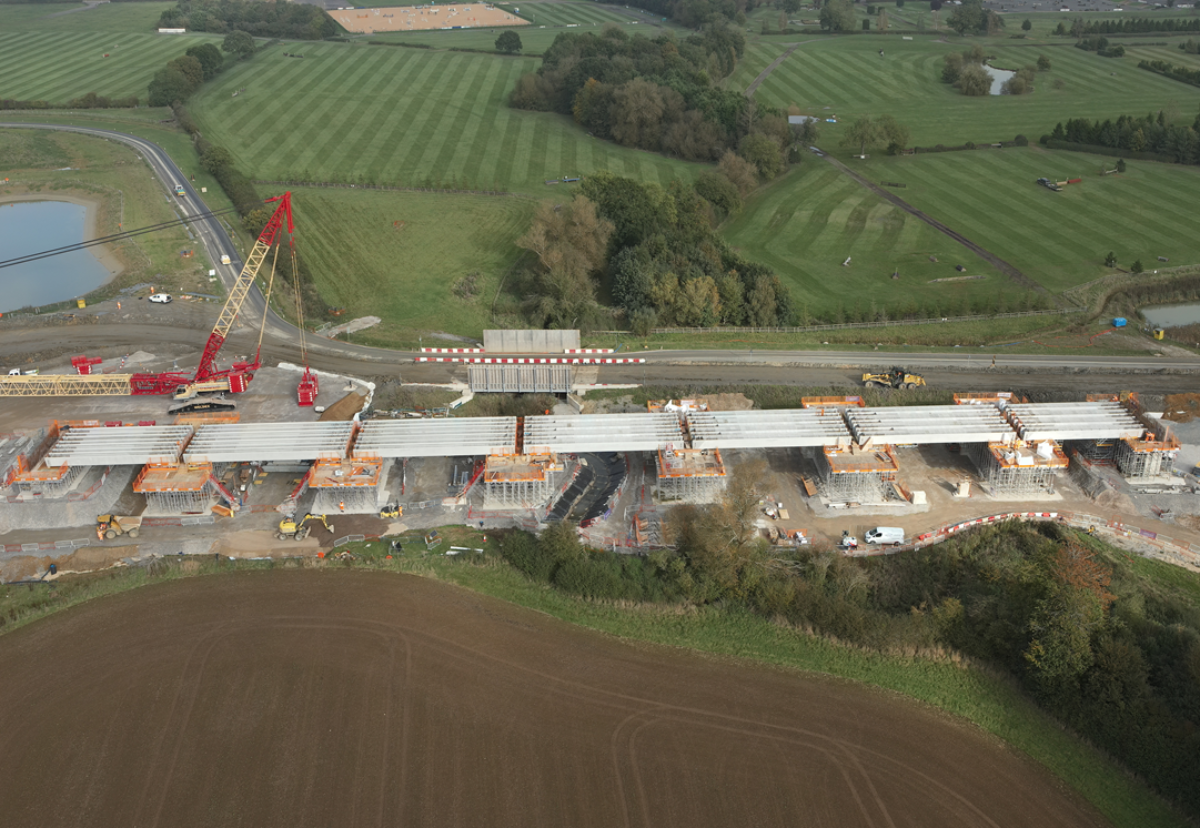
[{"left": 0, "top": 571, "right": 1106, "bottom": 828}]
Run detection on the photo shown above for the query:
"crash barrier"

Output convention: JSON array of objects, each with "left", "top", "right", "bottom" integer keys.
[
  {"left": 845, "top": 511, "right": 1200, "bottom": 571},
  {"left": 140, "top": 515, "right": 215, "bottom": 527},
  {"left": 3, "top": 538, "right": 91, "bottom": 554}
]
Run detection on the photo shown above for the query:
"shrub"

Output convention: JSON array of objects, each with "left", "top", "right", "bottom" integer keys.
[{"left": 1014, "top": 134, "right": 1029, "bottom": 146}]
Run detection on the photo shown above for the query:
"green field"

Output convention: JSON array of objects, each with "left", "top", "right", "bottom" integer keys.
[
  {"left": 190, "top": 42, "right": 702, "bottom": 193},
  {"left": 499, "top": 0, "right": 654, "bottom": 27},
  {"left": 723, "top": 161, "right": 1020, "bottom": 319},
  {"left": 744, "top": 34, "right": 1200, "bottom": 147},
  {"left": 0, "top": 1, "right": 220, "bottom": 102},
  {"left": 291, "top": 187, "right": 533, "bottom": 342}
]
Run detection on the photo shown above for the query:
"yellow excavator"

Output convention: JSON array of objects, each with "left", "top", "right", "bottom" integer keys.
[
  {"left": 276, "top": 513, "right": 333, "bottom": 541},
  {"left": 379, "top": 502, "right": 402, "bottom": 519},
  {"left": 863, "top": 367, "right": 926, "bottom": 390}
]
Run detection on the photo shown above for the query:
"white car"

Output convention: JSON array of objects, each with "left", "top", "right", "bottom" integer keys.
[{"left": 148, "top": 293, "right": 172, "bottom": 304}]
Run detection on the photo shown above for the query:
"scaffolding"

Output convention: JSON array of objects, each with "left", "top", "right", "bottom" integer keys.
[
  {"left": 1113, "top": 392, "right": 1181, "bottom": 482},
  {"left": 134, "top": 461, "right": 218, "bottom": 514},
  {"left": 481, "top": 453, "right": 562, "bottom": 509},
  {"left": 817, "top": 444, "right": 898, "bottom": 503},
  {"left": 308, "top": 457, "right": 386, "bottom": 514},
  {"left": 655, "top": 447, "right": 727, "bottom": 504},
  {"left": 966, "top": 440, "right": 1067, "bottom": 495},
  {"left": 9, "top": 462, "right": 87, "bottom": 498}
]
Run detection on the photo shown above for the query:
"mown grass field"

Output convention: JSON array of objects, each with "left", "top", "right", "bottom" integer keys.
[
  {"left": 190, "top": 42, "right": 702, "bottom": 193},
  {"left": 498, "top": 0, "right": 655, "bottom": 27},
  {"left": 852, "top": 147, "right": 1200, "bottom": 292},
  {"left": 0, "top": 2, "right": 220, "bottom": 102},
  {"left": 741, "top": 33, "right": 1200, "bottom": 147},
  {"left": 290, "top": 187, "right": 533, "bottom": 343},
  {"left": 723, "top": 160, "right": 1024, "bottom": 319}
]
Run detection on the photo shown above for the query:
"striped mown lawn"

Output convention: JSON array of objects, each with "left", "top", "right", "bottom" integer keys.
[
  {"left": 853, "top": 147, "right": 1200, "bottom": 294},
  {"left": 0, "top": 0, "right": 222, "bottom": 103},
  {"left": 750, "top": 34, "right": 1200, "bottom": 148},
  {"left": 290, "top": 187, "right": 534, "bottom": 341},
  {"left": 723, "top": 160, "right": 1019, "bottom": 321},
  {"left": 499, "top": 1, "right": 657, "bottom": 27},
  {"left": 190, "top": 43, "right": 702, "bottom": 192}
]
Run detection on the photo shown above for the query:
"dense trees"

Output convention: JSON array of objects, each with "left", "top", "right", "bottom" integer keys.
[
  {"left": 148, "top": 55, "right": 205, "bottom": 106},
  {"left": 222, "top": 30, "right": 255, "bottom": 60},
  {"left": 512, "top": 169, "right": 794, "bottom": 329},
  {"left": 1000, "top": 65, "right": 1037, "bottom": 96},
  {"left": 185, "top": 43, "right": 224, "bottom": 79},
  {"left": 839, "top": 114, "right": 910, "bottom": 156},
  {"left": 157, "top": 0, "right": 337, "bottom": 40},
  {"left": 946, "top": 0, "right": 1003, "bottom": 35},
  {"left": 510, "top": 26, "right": 787, "bottom": 169},
  {"left": 819, "top": 0, "right": 856, "bottom": 32},
  {"left": 1071, "top": 15, "right": 1200, "bottom": 34}
]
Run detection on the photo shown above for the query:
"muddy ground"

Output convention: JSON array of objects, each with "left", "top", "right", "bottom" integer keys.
[{"left": 0, "top": 570, "right": 1105, "bottom": 828}]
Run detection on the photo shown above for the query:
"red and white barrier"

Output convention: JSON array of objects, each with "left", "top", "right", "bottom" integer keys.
[
  {"left": 420, "top": 347, "right": 484, "bottom": 353},
  {"left": 416, "top": 357, "right": 646, "bottom": 364},
  {"left": 564, "top": 348, "right": 615, "bottom": 354}
]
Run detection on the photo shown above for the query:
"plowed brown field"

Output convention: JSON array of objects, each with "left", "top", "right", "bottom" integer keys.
[{"left": 0, "top": 571, "right": 1105, "bottom": 828}]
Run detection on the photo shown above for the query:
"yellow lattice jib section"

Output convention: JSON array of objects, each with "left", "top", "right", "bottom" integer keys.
[{"left": 0, "top": 374, "right": 133, "bottom": 396}]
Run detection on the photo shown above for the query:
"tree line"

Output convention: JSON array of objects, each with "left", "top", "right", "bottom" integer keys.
[
  {"left": 511, "top": 26, "right": 793, "bottom": 168},
  {"left": 1075, "top": 36, "right": 1125, "bottom": 58},
  {"left": 1060, "top": 15, "right": 1200, "bottom": 35},
  {"left": 156, "top": 0, "right": 338, "bottom": 40},
  {"left": 1045, "top": 110, "right": 1200, "bottom": 165},
  {"left": 1139, "top": 58, "right": 1200, "bottom": 89},
  {"left": 498, "top": 480, "right": 1200, "bottom": 818}
]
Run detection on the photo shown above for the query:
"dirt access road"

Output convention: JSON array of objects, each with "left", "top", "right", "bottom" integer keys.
[{"left": 0, "top": 570, "right": 1105, "bottom": 828}]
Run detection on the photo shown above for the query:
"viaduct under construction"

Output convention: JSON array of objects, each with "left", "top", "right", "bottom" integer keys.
[{"left": 2, "top": 392, "right": 1177, "bottom": 522}]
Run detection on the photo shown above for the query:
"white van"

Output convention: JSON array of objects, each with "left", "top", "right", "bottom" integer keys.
[{"left": 865, "top": 526, "right": 905, "bottom": 546}]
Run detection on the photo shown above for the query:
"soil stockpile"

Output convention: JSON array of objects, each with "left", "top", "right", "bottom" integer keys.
[{"left": 0, "top": 571, "right": 1104, "bottom": 827}]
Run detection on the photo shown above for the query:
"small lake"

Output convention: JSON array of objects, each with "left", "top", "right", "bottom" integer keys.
[
  {"left": 986, "top": 64, "right": 1015, "bottom": 96},
  {"left": 1141, "top": 303, "right": 1200, "bottom": 328},
  {"left": 0, "top": 200, "right": 114, "bottom": 313}
]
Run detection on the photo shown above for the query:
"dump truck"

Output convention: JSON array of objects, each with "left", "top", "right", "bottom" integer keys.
[
  {"left": 96, "top": 515, "right": 142, "bottom": 541},
  {"left": 862, "top": 367, "right": 926, "bottom": 389},
  {"left": 276, "top": 513, "right": 333, "bottom": 541}
]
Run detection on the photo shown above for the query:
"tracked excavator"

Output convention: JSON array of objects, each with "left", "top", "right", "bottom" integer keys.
[{"left": 276, "top": 513, "right": 333, "bottom": 541}]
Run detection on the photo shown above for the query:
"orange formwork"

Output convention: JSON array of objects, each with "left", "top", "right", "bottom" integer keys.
[
  {"left": 821, "top": 444, "right": 898, "bottom": 477},
  {"left": 656, "top": 448, "right": 726, "bottom": 479},
  {"left": 953, "top": 392, "right": 1017, "bottom": 405},
  {"left": 133, "top": 462, "right": 213, "bottom": 493},
  {"left": 483, "top": 453, "right": 558, "bottom": 484},
  {"left": 173, "top": 412, "right": 240, "bottom": 426},
  {"left": 801, "top": 396, "right": 865, "bottom": 409},
  {"left": 308, "top": 458, "right": 383, "bottom": 489},
  {"left": 986, "top": 441, "right": 1068, "bottom": 469}
]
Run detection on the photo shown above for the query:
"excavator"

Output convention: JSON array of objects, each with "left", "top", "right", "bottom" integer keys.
[
  {"left": 276, "top": 513, "right": 333, "bottom": 541},
  {"left": 862, "top": 367, "right": 927, "bottom": 390}
]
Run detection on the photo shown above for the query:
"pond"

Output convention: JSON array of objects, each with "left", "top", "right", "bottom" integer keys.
[
  {"left": 0, "top": 200, "right": 116, "bottom": 313},
  {"left": 985, "top": 63, "right": 1015, "bottom": 96},
  {"left": 1140, "top": 303, "right": 1200, "bottom": 328}
]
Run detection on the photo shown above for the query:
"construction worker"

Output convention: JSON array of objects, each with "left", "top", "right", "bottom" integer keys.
[{"left": 339, "top": 501, "right": 345, "bottom": 512}]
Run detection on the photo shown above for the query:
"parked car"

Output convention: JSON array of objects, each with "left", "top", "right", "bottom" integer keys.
[{"left": 148, "top": 293, "right": 172, "bottom": 304}]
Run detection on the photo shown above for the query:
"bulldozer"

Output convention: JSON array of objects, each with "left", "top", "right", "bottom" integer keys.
[
  {"left": 379, "top": 502, "right": 402, "bottom": 519},
  {"left": 862, "top": 367, "right": 926, "bottom": 390},
  {"left": 96, "top": 514, "right": 142, "bottom": 541},
  {"left": 276, "top": 513, "right": 333, "bottom": 541}
]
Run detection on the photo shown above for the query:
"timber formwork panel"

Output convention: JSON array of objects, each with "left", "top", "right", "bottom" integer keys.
[
  {"left": 686, "top": 410, "right": 851, "bottom": 449},
  {"left": 355, "top": 418, "right": 518, "bottom": 458},
  {"left": 0, "top": 374, "right": 133, "bottom": 396}
]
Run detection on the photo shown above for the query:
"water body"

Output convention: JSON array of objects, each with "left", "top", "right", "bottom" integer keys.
[
  {"left": 985, "top": 63, "right": 1015, "bottom": 96},
  {"left": 1141, "top": 303, "right": 1200, "bottom": 328},
  {"left": 0, "top": 200, "right": 114, "bottom": 313}
]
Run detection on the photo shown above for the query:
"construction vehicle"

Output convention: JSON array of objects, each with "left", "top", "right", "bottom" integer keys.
[
  {"left": 862, "top": 367, "right": 926, "bottom": 390},
  {"left": 276, "top": 513, "right": 333, "bottom": 541},
  {"left": 379, "top": 502, "right": 401, "bottom": 519},
  {"left": 96, "top": 514, "right": 142, "bottom": 541}
]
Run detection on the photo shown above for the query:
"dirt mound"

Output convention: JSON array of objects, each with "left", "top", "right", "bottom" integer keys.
[
  {"left": 1163, "top": 393, "right": 1200, "bottom": 423},
  {"left": 0, "top": 571, "right": 1104, "bottom": 828},
  {"left": 318, "top": 389, "right": 366, "bottom": 421}
]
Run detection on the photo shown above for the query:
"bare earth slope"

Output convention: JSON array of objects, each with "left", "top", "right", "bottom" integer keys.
[{"left": 0, "top": 571, "right": 1105, "bottom": 828}]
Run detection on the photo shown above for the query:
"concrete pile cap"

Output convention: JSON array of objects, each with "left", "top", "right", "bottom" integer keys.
[
  {"left": 1005, "top": 402, "right": 1144, "bottom": 441},
  {"left": 354, "top": 417, "right": 517, "bottom": 458},
  {"left": 687, "top": 409, "right": 851, "bottom": 449},
  {"left": 524, "top": 413, "right": 683, "bottom": 453},
  {"left": 44, "top": 424, "right": 194, "bottom": 467},
  {"left": 845, "top": 404, "right": 1014, "bottom": 445},
  {"left": 185, "top": 422, "right": 354, "bottom": 463}
]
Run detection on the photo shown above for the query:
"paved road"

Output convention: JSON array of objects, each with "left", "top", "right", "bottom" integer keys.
[{"left": 3, "top": 123, "right": 1198, "bottom": 394}]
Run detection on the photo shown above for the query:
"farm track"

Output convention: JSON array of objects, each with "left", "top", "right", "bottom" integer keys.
[
  {"left": 0, "top": 570, "right": 1108, "bottom": 828},
  {"left": 745, "top": 41, "right": 807, "bottom": 97},
  {"left": 820, "top": 152, "right": 1048, "bottom": 296}
]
